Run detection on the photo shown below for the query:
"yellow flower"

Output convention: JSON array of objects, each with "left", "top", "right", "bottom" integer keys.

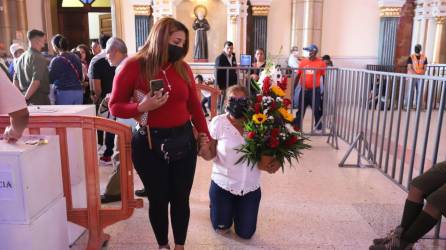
[
  {"left": 271, "top": 85, "right": 285, "bottom": 97},
  {"left": 278, "top": 107, "right": 294, "bottom": 122},
  {"left": 252, "top": 113, "right": 268, "bottom": 124}
]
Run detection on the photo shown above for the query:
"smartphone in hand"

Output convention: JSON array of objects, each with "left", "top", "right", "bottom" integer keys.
[{"left": 150, "top": 79, "right": 164, "bottom": 96}]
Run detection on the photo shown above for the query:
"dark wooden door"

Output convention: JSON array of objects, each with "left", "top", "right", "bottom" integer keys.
[{"left": 58, "top": 11, "right": 89, "bottom": 49}]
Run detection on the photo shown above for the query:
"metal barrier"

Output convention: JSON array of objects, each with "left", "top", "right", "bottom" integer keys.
[
  {"left": 333, "top": 68, "right": 446, "bottom": 239},
  {"left": 212, "top": 66, "right": 338, "bottom": 137},
  {"left": 426, "top": 64, "right": 446, "bottom": 77},
  {"left": 0, "top": 115, "right": 143, "bottom": 250}
]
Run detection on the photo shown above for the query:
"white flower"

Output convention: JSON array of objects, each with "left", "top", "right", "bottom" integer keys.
[
  {"left": 268, "top": 116, "right": 274, "bottom": 120},
  {"left": 263, "top": 108, "right": 269, "bottom": 114},
  {"left": 276, "top": 97, "right": 283, "bottom": 102},
  {"left": 285, "top": 123, "right": 295, "bottom": 133}
]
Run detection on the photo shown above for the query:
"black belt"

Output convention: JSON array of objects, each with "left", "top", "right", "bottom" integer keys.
[{"left": 137, "top": 122, "right": 192, "bottom": 138}]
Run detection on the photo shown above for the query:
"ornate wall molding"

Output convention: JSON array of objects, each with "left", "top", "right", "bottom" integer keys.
[
  {"left": 133, "top": 5, "right": 152, "bottom": 16},
  {"left": 378, "top": 0, "right": 405, "bottom": 8},
  {"left": 436, "top": 15, "right": 446, "bottom": 23},
  {"left": 252, "top": 5, "right": 269, "bottom": 16},
  {"left": 153, "top": 0, "right": 174, "bottom": 18},
  {"left": 380, "top": 7, "right": 402, "bottom": 17}
]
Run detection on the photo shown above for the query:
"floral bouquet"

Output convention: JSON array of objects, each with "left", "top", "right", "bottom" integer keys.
[{"left": 236, "top": 61, "right": 311, "bottom": 172}]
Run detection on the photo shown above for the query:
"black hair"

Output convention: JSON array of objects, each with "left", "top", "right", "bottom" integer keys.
[
  {"left": 195, "top": 74, "right": 204, "bottom": 82},
  {"left": 51, "top": 34, "right": 70, "bottom": 51},
  {"left": 99, "top": 34, "right": 111, "bottom": 49},
  {"left": 91, "top": 39, "right": 99, "bottom": 44},
  {"left": 322, "top": 55, "right": 331, "bottom": 61},
  {"left": 27, "top": 29, "right": 45, "bottom": 41},
  {"left": 224, "top": 41, "right": 233, "bottom": 47}
]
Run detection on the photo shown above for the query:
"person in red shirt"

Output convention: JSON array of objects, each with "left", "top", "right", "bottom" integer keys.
[
  {"left": 109, "top": 18, "right": 210, "bottom": 250},
  {"left": 293, "top": 44, "right": 326, "bottom": 131}
]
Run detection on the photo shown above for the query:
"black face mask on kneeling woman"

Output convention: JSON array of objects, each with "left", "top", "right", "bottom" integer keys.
[
  {"left": 227, "top": 97, "right": 249, "bottom": 119},
  {"left": 168, "top": 44, "right": 184, "bottom": 63}
]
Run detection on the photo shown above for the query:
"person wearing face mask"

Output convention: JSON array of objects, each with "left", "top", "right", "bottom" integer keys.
[
  {"left": 405, "top": 44, "right": 428, "bottom": 109},
  {"left": 8, "top": 43, "right": 25, "bottom": 79},
  {"left": 14, "top": 29, "right": 51, "bottom": 105},
  {"left": 109, "top": 17, "right": 210, "bottom": 250},
  {"left": 198, "top": 85, "right": 280, "bottom": 239},
  {"left": 293, "top": 44, "right": 326, "bottom": 132}
]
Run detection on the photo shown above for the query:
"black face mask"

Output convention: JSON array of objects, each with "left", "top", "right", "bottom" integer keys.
[
  {"left": 227, "top": 97, "right": 249, "bottom": 119},
  {"left": 168, "top": 44, "right": 184, "bottom": 63},
  {"left": 414, "top": 46, "right": 421, "bottom": 54}
]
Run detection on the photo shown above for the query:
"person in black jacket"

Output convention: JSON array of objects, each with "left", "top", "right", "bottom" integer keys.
[
  {"left": 215, "top": 41, "right": 238, "bottom": 113},
  {"left": 215, "top": 41, "right": 238, "bottom": 90}
]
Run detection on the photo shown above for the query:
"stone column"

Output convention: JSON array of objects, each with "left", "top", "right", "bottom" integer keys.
[
  {"left": 290, "top": 0, "right": 304, "bottom": 49},
  {"left": 290, "top": 0, "right": 323, "bottom": 51},
  {"left": 394, "top": 0, "right": 416, "bottom": 72},
  {"left": 424, "top": 17, "right": 437, "bottom": 61},
  {"left": 432, "top": 16, "right": 446, "bottom": 63},
  {"left": 15, "top": 0, "right": 27, "bottom": 39},
  {"left": 111, "top": 0, "right": 123, "bottom": 38},
  {"left": 226, "top": 0, "right": 247, "bottom": 57},
  {"left": 0, "top": 0, "right": 12, "bottom": 48}
]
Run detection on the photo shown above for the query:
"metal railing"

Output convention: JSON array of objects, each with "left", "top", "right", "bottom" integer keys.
[
  {"left": 208, "top": 65, "right": 445, "bottom": 239},
  {"left": 366, "top": 64, "right": 446, "bottom": 77},
  {"left": 212, "top": 66, "right": 338, "bottom": 137},
  {"left": 426, "top": 64, "right": 446, "bottom": 77},
  {"left": 333, "top": 68, "right": 446, "bottom": 239}
]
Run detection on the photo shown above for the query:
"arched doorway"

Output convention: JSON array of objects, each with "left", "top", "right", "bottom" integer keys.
[{"left": 55, "top": 0, "right": 112, "bottom": 49}]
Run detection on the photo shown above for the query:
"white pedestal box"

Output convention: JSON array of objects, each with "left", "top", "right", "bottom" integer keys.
[
  {"left": 28, "top": 105, "right": 95, "bottom": 244},
  {"left": 0, "top": 197, "right": 69, "bottom": 250},
  {"left": 0, "top": 136, "right": 69, "bottom": 250},
  {"left": 0, "top": 136, "right": 63, "bottom": 223}
]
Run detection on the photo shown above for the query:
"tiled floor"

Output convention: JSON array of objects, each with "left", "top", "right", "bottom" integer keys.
[{"left": 71, "top": 137, "right": 445, "bottom": 250}]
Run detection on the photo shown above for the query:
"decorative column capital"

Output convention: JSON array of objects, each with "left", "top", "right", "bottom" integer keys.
[
  {"left": 380, "top": 7, "right": 402, "bottom": 17},
  {"left": 153, "top": 0, "right": 174, "bottom": 18},
  {"left": 133, "top": 5, "right": 153, "bottom": 16},
  {"left": 252, "top": 5, "right": 270, "bottom": 16},
  {"left": 435, "top": 16, "right": 446, "bottom": 24}
]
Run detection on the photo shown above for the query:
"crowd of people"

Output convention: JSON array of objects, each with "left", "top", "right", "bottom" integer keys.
[{"left": 0, "top": 16, "right": 443, "bottom": 250}]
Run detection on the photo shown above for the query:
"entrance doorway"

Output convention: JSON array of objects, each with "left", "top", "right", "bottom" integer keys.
[{"left": 55, "top": 0, "right": 112, "bottom": 49}]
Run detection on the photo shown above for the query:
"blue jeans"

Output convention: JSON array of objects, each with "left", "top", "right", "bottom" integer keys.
[
  {"left": 209, "top": 181, "right": 261, "bottom": 239},
  {"left": 55, "top": 89, "right": 83, "bottom": 105}
]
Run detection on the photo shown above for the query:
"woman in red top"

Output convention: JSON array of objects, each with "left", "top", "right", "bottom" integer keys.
[{"left": 109, "top": 18, "right": 210, "bottom": 250}]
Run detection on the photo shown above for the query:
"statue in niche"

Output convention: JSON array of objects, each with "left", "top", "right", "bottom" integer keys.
[{"left": 192, "top": 5, "right": 210, "bottom": 62}]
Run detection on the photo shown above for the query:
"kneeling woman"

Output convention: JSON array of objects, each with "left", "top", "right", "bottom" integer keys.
[{"left": 199, "top": 85, "right": 279, "bottom": 239}]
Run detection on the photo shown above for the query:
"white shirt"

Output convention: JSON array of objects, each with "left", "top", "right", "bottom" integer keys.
[
  {"left": 0, "top": 69, "right": 27, "bottom": 114},
  {"left": 201, "top": 89, "right": 211, "bottom": 98},
  {"left": 288, "top": 54, "right": 299, "bottom": 68},
  {"left": 209, "top": 114, "right": 261, "bottom": 196},
  {"left": 225, "top": 53, "right": 234, "bottom": 66}
]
